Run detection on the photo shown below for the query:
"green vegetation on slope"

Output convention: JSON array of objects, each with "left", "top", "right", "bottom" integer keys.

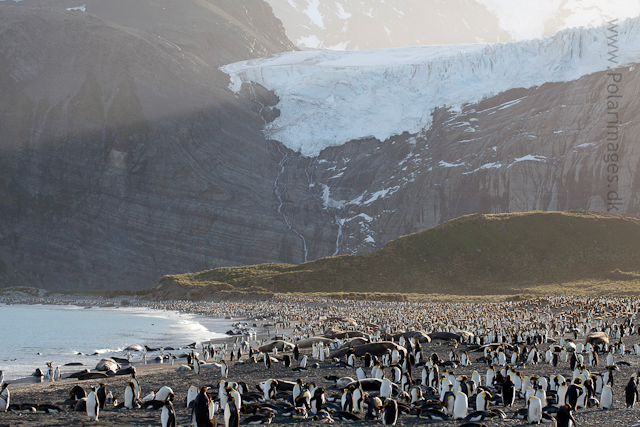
[{"left": 150, "top": 211, "right": 640, "bottom": 299}]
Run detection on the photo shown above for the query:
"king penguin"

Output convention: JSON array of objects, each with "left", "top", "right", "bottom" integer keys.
[
  {"left": 556, "top": 404, "right": 577, "bottom": 427},
  {"left": 527, "top": 395, "right": 542, "bottom": 424},
  {"left": 263, "top": 353, "right": 271, "bottom": 369},
  {"left": 293, "top": 344, "right": 300, "bottom": 361},
  {"left": 221, "top": 360, "right": 228, "bottom": 378},
  {"left": 86, "top": 386, "right": 100, "bottom": 421},
  {"left": 382, "top": 398, "right": 398, "bottom": 425},
  {"left": 601, "top": 384, "right": 613, "bottom": 409},
  {"left": 453, "top": 391, "right": 468, "bottom": 420},
  {"left": 96, "top": 383, "right": 107, "bottom": 409},
  {"left": 187, "top": 385, "right": 199, "bottom": 409},
  {"left": 125, "top": 381, "right": 138, "bottom": 409},
  {"left": 626, "top": 377, "right": 639, "bottom": 408},
  {"left": 224, "top": 396, "right": 240, "bottom": 427},
  {"left": 161, "top": 400, "right": 177, "bottom": 427},
  {"left": 156, "top": 385, "right": 174, "bottom": 402},
  {"left": 380, "top": 378, "right": 392, "bottom": 399},
  {"left": 0, "top": 383, "right": 10, "bottom": 412},
  {"left": 502, "top": 376, "right": 515, "bottom": 407},
  {"left": 192, "top": 387, "right": 214, "bottom": 427}
]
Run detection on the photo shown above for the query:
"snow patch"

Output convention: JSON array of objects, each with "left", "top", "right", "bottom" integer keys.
[
  {"left": 66, "top": 5, "right": 86, "bottom": 11},
  {"left": 514, "top": 154, "right": 547, "bottom": 162},
  {"left": 297, "top": 35, "right": 323, "bottom": 49},
  {"left": 221, "top": 17, "right": 640, "bottom": 157},
  {"left": 439, "top": 160, "right": 465, "bottom": 168},
  {"left": 321, "top": 184, "right": 345, "bottom": 208},
  {"left": 363, "top": 187, "right": 399, "bottom": 205},
  {"left": 576, "top": 142, "right": 597, "bottom": 148},
  {"left": 304, "top": 0, "right": 325, "bottom": 29},
  {"left": 334, "top": 2, "right": 351, "bottom": 19},
  {"left": 463, "top": 162, "right": 502, "bottom": 174}
]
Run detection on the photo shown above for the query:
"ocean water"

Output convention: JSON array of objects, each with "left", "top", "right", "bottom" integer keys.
[{"left": 0, "top": 304, "right": 234, "bottom": 381}]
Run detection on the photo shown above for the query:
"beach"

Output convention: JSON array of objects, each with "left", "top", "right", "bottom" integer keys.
[{"left": 1, "top": 295, "right": 640, "bottom": 426}]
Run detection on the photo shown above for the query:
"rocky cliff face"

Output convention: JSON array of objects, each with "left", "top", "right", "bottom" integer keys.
[
  {"left": 1, "top": 1, "right": 639, "bottom": 291},
  {"left": 0, "top": 0, "right": 305, "bottom": 289}
]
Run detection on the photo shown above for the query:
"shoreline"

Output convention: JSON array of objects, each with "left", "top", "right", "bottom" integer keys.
[{"left": 0, "top": 298, "right": 278, "bottom": 385}]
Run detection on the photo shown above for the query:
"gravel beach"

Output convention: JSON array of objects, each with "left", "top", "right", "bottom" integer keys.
[{"left": 2, "top": 295, "right": 640, "bottom": 426}]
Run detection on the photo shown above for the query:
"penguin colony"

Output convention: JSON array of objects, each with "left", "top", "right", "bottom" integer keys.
[{"left": 3, "top": 295, "right": 640, "bottom": 426}]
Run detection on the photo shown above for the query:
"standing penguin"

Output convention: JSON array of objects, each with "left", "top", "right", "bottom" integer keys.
[
  {"left": 192, "top": 387, "right": 214, "bottom": 427},
  {"left": 380, "top": 378, "right": 392, "bottom": 399},
  {"left": 221, "top": 360, "right": 228, "bottom": 378},
  {"left": 382, "top": 398, "right": 398, "bottom": 426},
  {"left": 352, "top": 383, "right": 365, "bottom": 414},
  {"left": 476, "top": 390, "right": 490, "bottom": 412},
  {"left": 224, "top": 396, "right": 240, "bottom": 427},
  {"left": 502, "top": 376, "right": 515, "bottom": 407},
  {"left": 97, "top": 383, "right": 107, "bottom": 409},
  {"left": 161, "top": 400, "right": 176, "bottom": 427},
  {"left": 293, "top": 344, "right": 300, "bottom": 361},
  {"left": 453, "top": 391, "right": 468, "bottom": 420},
  {"left": 556, "top": 404, "right": 577, "bottom": 427},
  {"left": 363, "top": 353, "right": 373, "bottom": 368},
  {"left": 283, "top": 354, "right": 291, "bottom": 368},
  {"left": 186, "top": 385, "right": 199, "bottom": 409},
  {"left": 0, "top": 383, "right": 9, "bottom": 412},
  {"left": 86, "top": 386, "right": 100, "bottom": 421},
  {"left": 263, "top": 353, "right": 271, "bottom": 369},
  {"left": 601, "top": 384, "right": 613, "bottom": 409},
  {"left": 341, "top": 386, "right": 354, "bottom": 412},
  {"left": 626, "top": 377, "right": 639, "bottom": 408},
  {"left": 125, "top": 381, "right": 139, "bottom": 409},
  {"left": 310, "top": 387, "right": 325, "bottom": 414},
  {"left": 527, "top": 395, "right": 543, "bottom": 424},
  {"left": 130, "top": 371, "right": 141, "bottom": 397}
]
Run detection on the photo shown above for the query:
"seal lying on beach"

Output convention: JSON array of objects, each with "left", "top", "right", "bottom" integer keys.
[
  {"left": 78, "top": 372, "right": 109, "bottom": 381},
  {"left": 586, "top": 331, "right": 609, "bottom": 346},
  {"left": 258, "top": 341, "right": 295, "bottom": 353},
  {"left": 95, "top": 358, "right": 120, "bottom": 372},
  {"left": 330, "top": 341, "right": 406, "bottom": 359}
]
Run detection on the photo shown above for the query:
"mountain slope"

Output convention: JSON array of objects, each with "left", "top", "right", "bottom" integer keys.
[
  {"left": 2, "top": 2, "right": 640, "bottom": 292},
  {"left": 264, "top": 0, "right": 640, "bottom": 50},
  {"left": 151, "top": 211, "right": 640, "bottom": 298},
  {"left": 0, "top": 0, "right": 301, "bottom": 290},
  {"left": 263, "top": 0, "right": 510, "bottom": 49}
]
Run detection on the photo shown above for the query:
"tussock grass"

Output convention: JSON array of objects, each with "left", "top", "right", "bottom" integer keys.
[{"left": 149, "top": 211, "right": 640, "bottom": 300}]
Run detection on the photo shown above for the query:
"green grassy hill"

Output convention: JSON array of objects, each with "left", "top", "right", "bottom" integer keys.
[{"left": 149, "top": 211, "right": 640, "bottom": 300}]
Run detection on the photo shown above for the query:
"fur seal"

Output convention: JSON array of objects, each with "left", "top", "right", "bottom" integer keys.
[
  {"left": 585, "top": 332, "right": 609, "bottom": 346},
  {"left": 331, "top": 342, "right": 406, "bottom": 359},
  {"left": 258, "top": 341, "right": 295, "bottom": 353},
  {"left": 78, "top": 372, "right": 109, "bottom": 381},
  {"left": 95, "top": 358, "right": 120, "bottom": 372}
]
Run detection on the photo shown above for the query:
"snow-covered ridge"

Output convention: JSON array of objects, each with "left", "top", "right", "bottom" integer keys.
[{"left": 222, "top": 17, "right": 640, "bottom": 157}]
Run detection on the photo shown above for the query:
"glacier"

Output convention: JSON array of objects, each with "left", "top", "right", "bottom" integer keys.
[{"left": 221, "top": 16, "right": 640, "bottom": 157}]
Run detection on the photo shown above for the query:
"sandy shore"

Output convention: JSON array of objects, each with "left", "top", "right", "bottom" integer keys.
[{"left": 2, "top": 295, "right": 640, "bottom": 426}]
